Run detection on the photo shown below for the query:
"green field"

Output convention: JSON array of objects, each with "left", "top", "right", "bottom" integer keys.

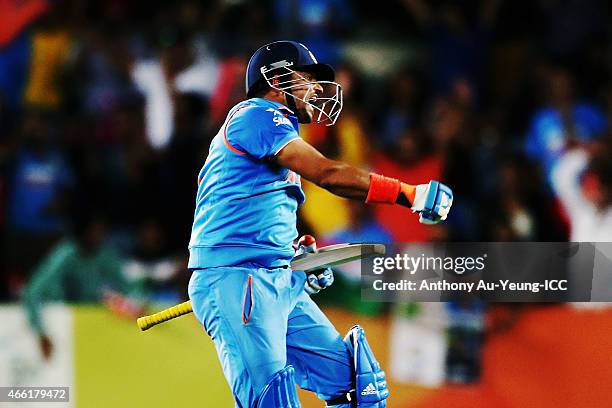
[{"left": 75, "top": 306, "right": 233, "bottom": 407}]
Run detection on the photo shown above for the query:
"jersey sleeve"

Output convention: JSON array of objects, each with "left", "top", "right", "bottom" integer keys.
[
  {"left": 226, "top": 105, "right": 300, "bottom": 159},
  {"left": 551, "top": 149, "right": 592, "bottom": 218},
  {"left": 23, "top": 243, "right": 73, "bottom": 334}
]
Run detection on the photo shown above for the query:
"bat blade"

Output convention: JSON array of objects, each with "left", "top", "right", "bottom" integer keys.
[{"left": 291, "top": 243, "right": 385, "bottom": 271}]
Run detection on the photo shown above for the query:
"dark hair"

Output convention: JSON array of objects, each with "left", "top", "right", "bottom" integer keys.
[{"left": 247, "top": 79, "right": 271, "bottom": 98}]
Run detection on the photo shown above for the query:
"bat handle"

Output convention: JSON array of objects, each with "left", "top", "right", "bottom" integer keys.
[{"left": 136, "top": 301, "right": 194, "bottom": 331}]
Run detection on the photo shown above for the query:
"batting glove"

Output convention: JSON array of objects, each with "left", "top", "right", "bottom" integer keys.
[
  {"left": 408, "top": 180, "right": 453, "bottom": 224},
  {"left": 295, "top": 235, "right": 335, "bottom": 295},
  {"left": 304, "top": 267, "right": 334, "bottom": 295}
]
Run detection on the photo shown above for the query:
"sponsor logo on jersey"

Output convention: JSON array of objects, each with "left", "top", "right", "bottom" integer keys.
[{"left": 267, "top": 108, "right": 293, "bottom": 127}]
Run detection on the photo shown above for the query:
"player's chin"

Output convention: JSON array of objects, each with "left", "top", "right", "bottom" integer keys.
[{"left": 296, "top": 107, "right": 314, "bottom": 124}]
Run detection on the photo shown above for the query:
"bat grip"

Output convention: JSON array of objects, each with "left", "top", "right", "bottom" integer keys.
[{"left": 136, "top": 301, "right": 193, "bottom": 331}]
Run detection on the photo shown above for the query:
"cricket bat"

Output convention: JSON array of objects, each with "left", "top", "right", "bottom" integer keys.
[{"left": 137, "top": 243, "right": 385, "bottom": 331}]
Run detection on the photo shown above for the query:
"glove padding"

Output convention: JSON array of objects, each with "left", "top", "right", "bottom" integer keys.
[
  {"left": 304, "top": 267, "right": 334, "bottom": 295},
  {"left": 295, "top": 235, "right": 335, "bottom": 295},
  {"left": 411, "top": 180, "right": 453, "bottom": 224}
]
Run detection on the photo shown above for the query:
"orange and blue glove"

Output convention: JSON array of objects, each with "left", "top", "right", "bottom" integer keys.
[
  {"left": 366, "top": 174, "right": 453, "bottom": 225},
  {"left": 403, "top": 180, "right": 453, "bottom": 224}
]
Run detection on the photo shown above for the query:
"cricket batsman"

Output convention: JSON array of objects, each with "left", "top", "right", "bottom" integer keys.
[{"left": 188, "top": 41, "right": 453, "bottom": 407}]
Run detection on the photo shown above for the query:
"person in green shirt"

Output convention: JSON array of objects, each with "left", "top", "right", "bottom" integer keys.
[{"left": 23, "top": 214, "right": 134, "bottom": 359}]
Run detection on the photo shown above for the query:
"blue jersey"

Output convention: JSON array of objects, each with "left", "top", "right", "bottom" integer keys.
[{"left": 188, "top": 98, "right": 305, "bottom": 269}]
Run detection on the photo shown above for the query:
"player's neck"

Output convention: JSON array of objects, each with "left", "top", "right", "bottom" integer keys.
[{"left": 261, "top": 91, "right": 288, "bottom": 108}]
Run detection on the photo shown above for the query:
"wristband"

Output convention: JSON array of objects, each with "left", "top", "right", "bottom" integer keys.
[{"left": 365, "top": 173, "right": 401, "bottom": 204}]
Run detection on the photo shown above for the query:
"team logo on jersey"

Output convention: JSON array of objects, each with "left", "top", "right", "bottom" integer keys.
[{"left": 266, "top": 108, "right": 293, "bottom": 127}]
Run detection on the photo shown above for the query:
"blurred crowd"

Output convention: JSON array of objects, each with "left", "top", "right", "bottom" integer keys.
[{"left": 1, "top": 0, "right": 611, "bottom": 382}]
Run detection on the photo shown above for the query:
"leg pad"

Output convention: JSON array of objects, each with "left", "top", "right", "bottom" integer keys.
[
  {"left": 257, "top": 365, "right": 301, "bottom": 408},
  {"left": 342, "top": 325, "right": 390, "bottom": 407}
]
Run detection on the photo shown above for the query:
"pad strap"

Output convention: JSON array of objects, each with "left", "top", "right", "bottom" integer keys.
[{"left": 326, "top": 390, "right": 356, "bottom": 406}]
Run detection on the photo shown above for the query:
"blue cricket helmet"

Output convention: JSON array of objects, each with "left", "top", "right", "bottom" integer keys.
[{"left": 245, "top": 41, "right": 335, "bottom": 97}]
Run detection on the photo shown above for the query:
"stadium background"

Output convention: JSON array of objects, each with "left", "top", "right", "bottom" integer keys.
[{"left": 1, "top": 0, "right": 612, "bottom": 407}]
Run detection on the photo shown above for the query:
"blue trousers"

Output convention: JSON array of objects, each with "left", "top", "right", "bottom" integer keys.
[{"left": 188, "top": 264, "right": 353, "bottom": 408}]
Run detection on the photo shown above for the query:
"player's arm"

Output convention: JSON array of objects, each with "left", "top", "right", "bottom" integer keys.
[
  {"left": 275, "top": 138, "right": 453, "bottom": 223},
  {"left": 22, "top": 245, "right": 71, "bottom": 359},
  {"left": 276, "top": 138, "right": 370, "bottom": 199}
]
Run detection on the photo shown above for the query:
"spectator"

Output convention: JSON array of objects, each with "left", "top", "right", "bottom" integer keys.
[
  {"left": 551, "top": 145, "right": 612, "bottom": 241},
  {"left": 22, "top": 213, "right": 136, "bottom": 360},
  {"left": 123, "top": 220, "right": 181, "bottom": 302},
  {"left": 4, "top": 110, "right": 73, "bottom": 297},
  {"left": 551, "top": 144, "right": 612, "bottom": 306},
  {"left": 131, "top": 27, "right": 218, "bottom": 149},
  {"left": 377, "top": 67, "right": 423, "bottom": 151},
  {"left": 525, "top": 66, "right": 607, "bottom": 182}
]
